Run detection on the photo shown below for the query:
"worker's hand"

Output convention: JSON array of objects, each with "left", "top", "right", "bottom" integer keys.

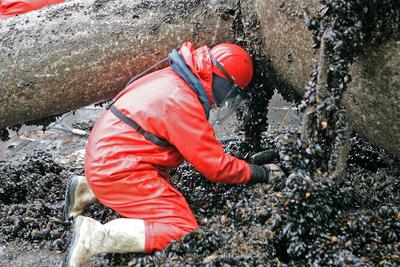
[
  {"left": 248, "top": 164, "right": 285, "bottom": 184},
  {"left": 249, "top": 149, "right": 278, "bottom": 165}
]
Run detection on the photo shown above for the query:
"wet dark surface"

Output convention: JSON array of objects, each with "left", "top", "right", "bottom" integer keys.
[
  {"left": 0, "top": 95, "right": 293, "bottom": 266},
  {"left": 0, "top": 130, "right": 399, "bottom": 266}
]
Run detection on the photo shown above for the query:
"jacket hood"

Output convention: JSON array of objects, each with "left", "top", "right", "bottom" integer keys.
[{"left": 179, "top": 42, "right": 216, "bottom": 106}]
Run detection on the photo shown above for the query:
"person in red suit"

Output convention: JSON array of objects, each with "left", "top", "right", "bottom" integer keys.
[
  {"left": 63, "top": 42, "right": 284, "bottom": 267},
  {"left": 0, "top": 0, "right": 64, "bottom": 18}
]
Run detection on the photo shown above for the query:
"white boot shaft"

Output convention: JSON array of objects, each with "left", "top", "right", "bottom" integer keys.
[
  {"left": 63, "top": 216, "right": 146, "bottom": 267},
  {"left": 98, "top": 218, "right": 146, "bottom": 253}
]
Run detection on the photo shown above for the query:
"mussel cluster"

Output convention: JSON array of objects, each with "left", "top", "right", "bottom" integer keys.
[
  {"left": 0, "top": 152, "right": 71, "bottom": 251},
  {"left": 0, "top": 138, "right": 398, "bottom": 266},
  {"left": 120, "top": 135, "right": 399, "bottom": 266},
  {"left": 294, "top": 0, "right": 400, "bottom": 173},
  {"left": 270, "top": 0, "right": 400, "bottom": 265}
]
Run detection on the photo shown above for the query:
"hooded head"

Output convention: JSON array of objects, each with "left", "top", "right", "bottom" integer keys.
[
  {"left": 179, "top": 42, "right": 254, "bottom": 125},
  {"left": 179, "top": 42, "right": 254, "bottom": 108}
]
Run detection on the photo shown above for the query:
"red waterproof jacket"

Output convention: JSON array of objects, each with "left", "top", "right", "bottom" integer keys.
[
  {"left": 0, "top": 0, "right": 64, "bottom": 18},
  {"left": 85, "top": 42, "right": 252, "bottom": 250}
]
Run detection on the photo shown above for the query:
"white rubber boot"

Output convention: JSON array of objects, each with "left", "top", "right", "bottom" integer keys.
[
  {"left": 62, "top": 216, "right": 146, "bottom": 267},
  {"left": 64, "top": 175, "right": 97, "bottom": 219}
]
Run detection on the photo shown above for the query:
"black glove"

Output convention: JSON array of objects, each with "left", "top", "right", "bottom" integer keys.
[
  {"left": 248, "top": 163, "right": 285, "bottom": 185},
  {"left": 250, "top": 150, "right": 278, "bottom": 165}
]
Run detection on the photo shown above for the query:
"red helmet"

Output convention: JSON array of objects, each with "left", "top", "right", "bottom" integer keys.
[{"left": 210, "top": 43, "right": 254, "bottom": 89}]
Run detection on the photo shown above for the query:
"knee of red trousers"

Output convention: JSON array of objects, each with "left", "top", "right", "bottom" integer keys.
[{"left": 144, "top": 220, "right": 199, "bottom": 252}]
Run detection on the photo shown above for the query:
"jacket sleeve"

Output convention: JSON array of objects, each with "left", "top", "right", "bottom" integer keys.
[{"left": 160, "top": 93, "right": 252, "bottom": 184}]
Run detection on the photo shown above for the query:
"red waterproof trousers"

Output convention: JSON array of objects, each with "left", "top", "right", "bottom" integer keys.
[
  {"left": 0, "top": 0, "right": 64, "bottom": 18},
  {"left": 84, "top": 43, "right": 252, "bottom": 252}
]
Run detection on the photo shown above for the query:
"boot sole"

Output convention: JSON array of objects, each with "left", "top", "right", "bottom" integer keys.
[
  {"left": 62, "top": 216, "right": 84, "bottom": 267},
  {"left": 64, "top": 176, "right": 79, "bottom": 220}
]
